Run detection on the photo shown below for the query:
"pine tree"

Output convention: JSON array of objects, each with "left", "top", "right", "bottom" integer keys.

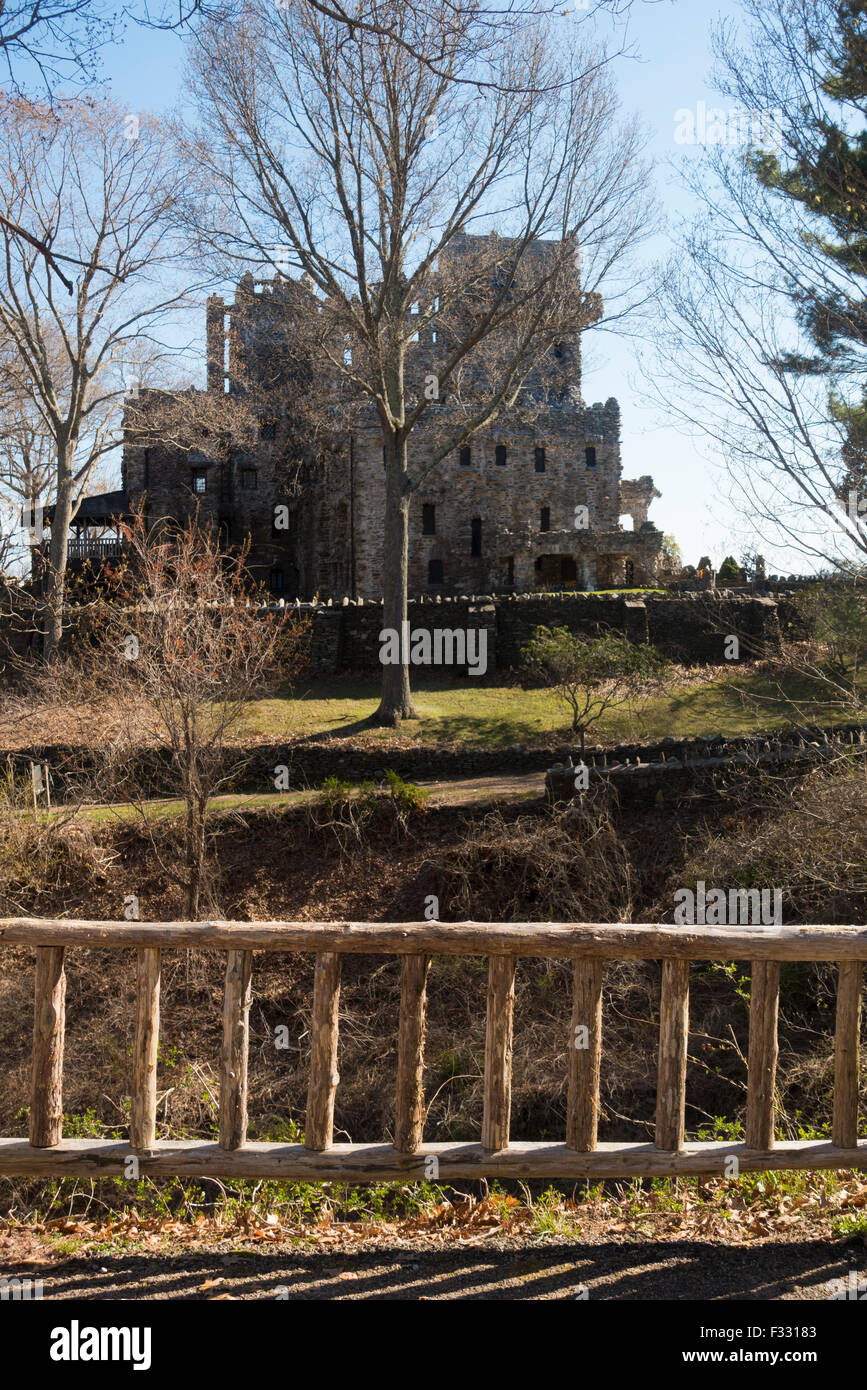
[
  {"left": 717, "top": 555, "right": 744, "bottom": 586},
  {"left": 750, "top": 1, "right": 867, "bottom": 484}
]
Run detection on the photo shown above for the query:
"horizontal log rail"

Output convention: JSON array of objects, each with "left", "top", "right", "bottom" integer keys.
[
  {"left": 3, "top": 918, "right": 867, "bottom": 957},
  {"left": 2, "top": 918, "right": 865, "bottom": 1182}
]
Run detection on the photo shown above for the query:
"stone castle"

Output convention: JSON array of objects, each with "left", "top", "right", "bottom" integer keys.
[{"left": 79, "top": 233, "right": 665, "bottom": 597}]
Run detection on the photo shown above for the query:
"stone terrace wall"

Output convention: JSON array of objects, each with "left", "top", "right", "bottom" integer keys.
[
  {"left": 493, "top": 591, "right": 781, "bottom": 668},
  {"left": 0, "top": 587, "right": 786, "bottom": 679},
  {"left": 298, "top": 589, "right": 782, "bottom": 672}
]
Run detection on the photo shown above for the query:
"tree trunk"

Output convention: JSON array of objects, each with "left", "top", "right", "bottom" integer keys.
[
  {"left": 42, "top": 466, "right": 73, "bottom": 660},
  {"left": 185, "top": 800, "right": 208, "bottom": 920},
  {"left": 375, "top": 432, "right": 418, "bottom": 726}
]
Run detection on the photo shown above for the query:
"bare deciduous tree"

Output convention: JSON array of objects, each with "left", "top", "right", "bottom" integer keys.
[
  {"left": 81, "top": 509, "right": 308, "bottom": 918},
  {"left": 0, "top": 93, "right": 197, "bottom": 655},
  {"left": 0, "top": 0, "right": 116, "bottom": 90},
  {"left": 181, "top": 0, "right": 654, "bottom": 724},
  {"left": 0, "top": 347, "right": 55, "bottom": 576}
]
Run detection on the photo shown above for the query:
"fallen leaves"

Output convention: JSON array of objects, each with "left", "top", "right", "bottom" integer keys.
[{"left": 3, "top": 1172, "right": 865, "bottom": 1256}]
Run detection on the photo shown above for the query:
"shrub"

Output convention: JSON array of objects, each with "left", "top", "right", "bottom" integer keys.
[{"left": 520, "top": 625, "right": 669, "bottom": 751}]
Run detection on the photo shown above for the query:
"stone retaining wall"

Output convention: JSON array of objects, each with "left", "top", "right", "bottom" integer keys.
[
  {"left": 12, "top": 721, "right": 865, "bottom": 803},
  {"left": 0, "top": 587, "right": 804, "bottom": 677},
  {"left": 297, "top": 589, "right": 783, "bottom": 672},
  {"left": 545, "top": 722, "right": 867, "bottom": 809}
]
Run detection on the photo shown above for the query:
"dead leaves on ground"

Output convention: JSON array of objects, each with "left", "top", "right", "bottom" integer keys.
[{"left": 4, "top": 1176, "right": 865, "bottom": 1254}]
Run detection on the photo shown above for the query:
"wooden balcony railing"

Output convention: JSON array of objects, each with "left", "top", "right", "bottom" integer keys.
[
  {"left": 66, "top": 539, "right": 127, "bottom": 562},
  {"left": 0, "top": 918, "right": 864, "bottom": 1181}
]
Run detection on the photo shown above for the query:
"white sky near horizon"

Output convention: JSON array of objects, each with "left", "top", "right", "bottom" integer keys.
[{"left": 65, "top": 0, "right": 821, "bottom": 576}]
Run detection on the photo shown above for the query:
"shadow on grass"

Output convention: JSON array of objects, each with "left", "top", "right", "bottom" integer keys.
[
  {"left": 236, "top": 668, "right": 860, "bottom": 750},
  {"left": 661, "top": 670, "right": 856, "bottom": 738}
]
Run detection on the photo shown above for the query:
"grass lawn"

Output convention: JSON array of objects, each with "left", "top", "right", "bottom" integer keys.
[{"left": 235, "top": 666, "right": 856, "bottom": 749}]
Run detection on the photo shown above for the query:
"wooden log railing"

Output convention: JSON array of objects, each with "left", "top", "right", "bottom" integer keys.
[{"left": 0, "top": 918, "right": 865, "bottom": 1181}]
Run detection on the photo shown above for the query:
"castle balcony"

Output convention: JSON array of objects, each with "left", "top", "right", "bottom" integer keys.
[
  {"left": 33, "top": 535, "right": 129, "bottom": 574},
  {"left": 39, "top": 489, "right": 132, "bottom": 575},
  {"left": 66, "top": 537, "right": 128, "bottom": 563}
]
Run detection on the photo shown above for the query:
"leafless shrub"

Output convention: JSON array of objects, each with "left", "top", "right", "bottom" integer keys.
[
  {"left": 669, "top": 760, "right": 867, "bottom": 926},
  {"left": 0, "top": 762, "right": 112, "bottom": 917},
  {"left": 432, "top": 802, "right": 634, "bottom": 923},
  {"left": 59, "top": 509, "right": 310, "bottom": 917}
]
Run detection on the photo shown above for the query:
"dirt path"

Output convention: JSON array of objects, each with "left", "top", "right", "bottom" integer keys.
[
  {"left": 422, "top": 773, "right": 543, "bottom": 806},
  {"left": 4, "top": 1231, "right": 865, "bottom": 1300},
  {"left": 74, "top": 772, "right": 546, "bottom": 822}
]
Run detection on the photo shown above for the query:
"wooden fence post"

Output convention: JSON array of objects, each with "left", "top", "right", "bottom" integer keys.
[
  {"left": 131, "top": 947, "right": 161, "bottom": 1152},
  {"left": 746, "top": 960, "right": 780, "bottom": 1151},
  {"left": 394, "top": 954, "right": 429, "bottom": 1153},
  {"left": 30, "top": 947, "right": 66, "bottom": 1147},
  {"left": 833, "top": 960, "right": 863, "bottom": 1149},
  {"left": 220, "top": 949, "right": 253, "bottom": 1151},
  {"left": 566, "top": 958, "right": 603, "bottom": 1151},
  {"left": 656, "top": 959, "right": 690, "bottom": 1151},
  {"left": 482, "top": 956, "right": 516, "bottom": 1152},
  {"left": 305, "top": 952, "right": 341, "bottom": 1151}
]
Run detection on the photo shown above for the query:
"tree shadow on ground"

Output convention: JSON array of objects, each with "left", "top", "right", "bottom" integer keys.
[{"left": 19, "top": 1238, "right": 865, "bottom": 1301}]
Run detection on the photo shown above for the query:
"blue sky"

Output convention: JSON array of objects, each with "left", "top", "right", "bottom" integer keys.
[{"left": 98, "top": 0, "right": 777, "bottom": 573}]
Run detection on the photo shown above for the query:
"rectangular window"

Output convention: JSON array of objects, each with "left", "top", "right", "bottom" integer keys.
[
  {"left": 495, "top": 444, "right": 507, "bottom": 466},
  {"left": 270, "top": 567, "right": 284, "bottom": 593},
  {"left": 534, "top": 447, "right": 546, "bottom": 472},
  {"left": 540, "top": 506, "right": 551, "bottom": 532},
  {"left": 422, "top": 503, "right": 436, "bottom": 535},
  {"left": 471, "top": 517, "right": 482, "bottom": 557},
  {"left": 241, "top": 468, "right": 258, "bottom": 491},
  {"left": 192, "top": 471, "right": 207, "bottom": 494},
  {"left": 259, "top": 420, "right": 276, "bottom": 441},
  {"left": 506, "top": 555, "right": 514, "bottom": 586},
  {"left": 459, "top": 445, "right": 471, "bottom": 468},
  {"left": 428, "top": 557, "right": 444, "bottom": 584},
  {"left": 585, "top": 445, "right": 597, "bottom": 468}
]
